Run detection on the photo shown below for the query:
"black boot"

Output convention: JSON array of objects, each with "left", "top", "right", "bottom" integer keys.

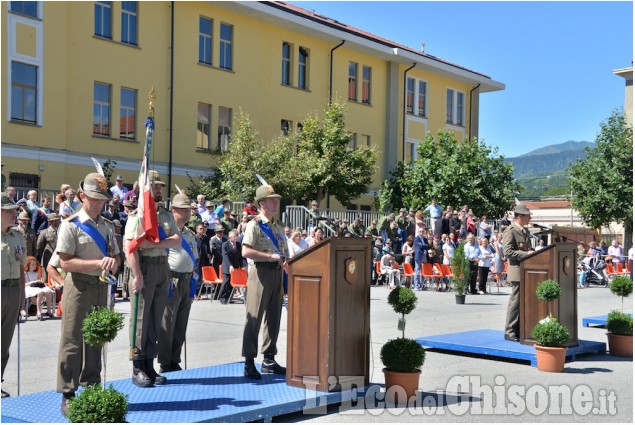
[
  {"left": 132, "top": 359, "right": 153, "bottom": 388},
  {"left": 261, "top": 355, "right": 286, "bottom": 375},
  {"left": 244, "top": 358, "right": 261, "bottom": 380},
  {"left": 145, "top": 358, "right": 167, "bottom": 385}
]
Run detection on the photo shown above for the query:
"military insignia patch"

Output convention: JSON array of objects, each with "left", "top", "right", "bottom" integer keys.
[{"left": 95, "top": 176, "right": 108, "bottom": 192}]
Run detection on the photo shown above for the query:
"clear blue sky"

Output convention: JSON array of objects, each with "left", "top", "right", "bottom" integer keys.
[{"left": 290, "top": 1, "right": 633, "bottom": 158}]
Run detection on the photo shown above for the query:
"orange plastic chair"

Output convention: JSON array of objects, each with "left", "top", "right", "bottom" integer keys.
[
  {"left": 402, "top": 262, "right": 415, "bottom": 277},
  {"left": 402, "top": 262, "right": 415, "bottom": 287},
  {"left": 606, "top": 263, "right": 618, "bottom": 277},
  {"left": 616, "top": 262, "right": 626, "bottom": 276},
  {"left": 441, "top": 264, "right": 454, "bottom": 279},
  {"left": 374, "top": 261, "right": 386, "bottom": 286},
  {"left": 421, "top": 263, "right": 440, "bottom": 289},
  {"left": 433, "top": 263, "right": 449, "bottom": 291},
  {"left": 199, "top": 266, "right": 223, "bottom": 301},
  {"left": 229, "top": 269, "right": 248, "bottom": 303}
]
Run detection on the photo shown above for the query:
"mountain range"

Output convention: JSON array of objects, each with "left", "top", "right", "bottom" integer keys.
[
  {"left": 505, "top": 141, "right": 594, "bottom": 197},
  {"left": 505, "top": 141, "right": 594, "bottom": 177}
]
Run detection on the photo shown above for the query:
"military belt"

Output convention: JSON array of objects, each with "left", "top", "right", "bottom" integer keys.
[
  {"left": 253, "top": 262, "right": 281, "bottom": 270},
  {"left": 70, "top": 273, "right": 102, "bottom": 285},
  {"left": 170, "top": 271, "right": 191, "bottom": 280},
  {"left": 140, "top": 256, "right": 167, "bottom": 264}
]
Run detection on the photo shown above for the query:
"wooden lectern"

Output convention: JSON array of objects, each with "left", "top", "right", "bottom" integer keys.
[
  {"left": 519, "top": 242, "right": 578, "bottom": 346},
  {"left": 286, "top": 237, "right": 371, "bottom": 392}
]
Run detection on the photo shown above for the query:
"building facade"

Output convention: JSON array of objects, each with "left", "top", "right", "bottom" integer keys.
[{"left": 1, "top": 1, "right": 504, "bottom": 208}]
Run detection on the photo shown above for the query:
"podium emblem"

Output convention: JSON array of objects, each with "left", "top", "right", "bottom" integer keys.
[{"left": 345, "top": 257, "right": 359, "bottom": 285}]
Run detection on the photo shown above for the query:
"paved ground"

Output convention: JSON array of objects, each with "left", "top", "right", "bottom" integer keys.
[{"left": 1, "top": 282, "right": 632, "bottom": 422}]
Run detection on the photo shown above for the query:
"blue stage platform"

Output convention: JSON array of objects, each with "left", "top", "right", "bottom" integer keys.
[
  {"left": 416, "top": 329, "right": 606, "bottom": 367},
  {"left": 0, "top": 362, "right": 366, "bottom": 423},
  {"left": 582, "top": 313, "right": 632, "bottom": 327}
]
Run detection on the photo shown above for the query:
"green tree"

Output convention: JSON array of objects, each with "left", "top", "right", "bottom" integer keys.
[
  {"left": 196, "top": 102, "right": 378, "bottom": 206},
  {"left": 567, "top": 110, "right": 633, "bottom": 249},
  {"left": 289, "top": 100, "right": 378, "bottom": 205},
  {"left": 186, "top": 167, "right": 227, "bottom": 202},
  {"left": 385, "top": 131, "right": 521, "bottom": 215}
]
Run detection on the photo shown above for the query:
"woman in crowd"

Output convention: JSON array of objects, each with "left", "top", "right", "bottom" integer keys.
[
  {"left": 477, "top": 237, "right": 494, "bottom": 294},
  {"left": 308, "top": 228, "right": 324, "bottom": 248},
  {"left": 443, "top": 234, "right": 456, "bottom": 265},
  {"left": 287, "top": 231, "right": 307, "bottom": 258},
  {"left": 22, "top": 256, "right": 55, "bottom": 321},
  {"left": 401, "top": 235, "right": 414, "bottom": 265},
  {"left": 491, "top": 234, "right": 506, "bottom": 286},
  {"left": 58, "top": 189, "right": 80, "bottom": 218}
]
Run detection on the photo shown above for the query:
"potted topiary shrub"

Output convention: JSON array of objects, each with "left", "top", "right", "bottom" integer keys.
[
  {"left": 381, "top": 286, "right": 425, "bottom": 403},
  {"left": 67, "top": 383, "right": 128, "bottom": 423},
  {"left": 605, "top": 310, "right": 633, "bottom": 357},
  {"left": 82, "top": 306, "right": 124, "bottom": 387},
  {"left": 531, "top": 279, "right": 570, "bottom": 372},
  {"left": 450, "top": 242, "right": 470, "bottom": 304},
  {"left": 70, "top": 306, "right": 127, "bottom": 423},
  {"left": 606, "top": 276, "right": 633, "bottom": 357}
]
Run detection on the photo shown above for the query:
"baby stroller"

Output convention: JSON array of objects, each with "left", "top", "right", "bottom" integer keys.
[{"left": 579, "top": 256, "right": 609, "bottom": 287}]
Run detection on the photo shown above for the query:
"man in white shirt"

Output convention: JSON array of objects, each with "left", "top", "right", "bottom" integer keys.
[
  {"left": 110, "top": 175, "right": 128, "bottom": 199},
  {"left": 196, "top": 195, "right": 207, "bottom": 216},
  {"left": 607, "top": 239, "right": 624, "bottom": 270},
  {"left": 200, "top": 201, "right": 219, "bottom": 227}
]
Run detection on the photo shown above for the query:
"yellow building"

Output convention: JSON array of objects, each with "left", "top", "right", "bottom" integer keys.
[{"left": 1, "top": 1, "right": 504, "bottom": 209}]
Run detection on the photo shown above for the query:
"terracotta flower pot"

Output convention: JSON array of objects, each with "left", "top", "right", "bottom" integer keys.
[
  {"left": 607, "top": 333, "right": 633, "bottom": 357},
  {"left": 383, "top": 368, "right": 421, "bottom": 403},
  {"left": 534, "top": 345, "right": 566, "bottom": 373}
]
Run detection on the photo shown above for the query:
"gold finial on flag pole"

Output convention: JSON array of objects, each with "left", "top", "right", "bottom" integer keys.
[{"left": 148, "top": 86, "right": 156, "bottom": 117}]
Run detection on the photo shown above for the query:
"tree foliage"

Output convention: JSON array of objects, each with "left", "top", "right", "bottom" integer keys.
[
  {"left": 289, "top": 100, "right": 378, "bottom": 205},
  {"left": 186, "top": 167, "right": 227, "bottom": 202},
  {"left": 384, "top": 131, "right": 521, "bottom": 216},
  {"left": 567, "top": 110, "right": 633, "bottom": 247},
  {"left": 194, "top": 102, "right": 377, "bottom": 206}
]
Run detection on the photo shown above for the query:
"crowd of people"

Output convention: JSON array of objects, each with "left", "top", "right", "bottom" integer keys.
[{"left": 2, "top": 177, "right": 633, "bottom": 408}]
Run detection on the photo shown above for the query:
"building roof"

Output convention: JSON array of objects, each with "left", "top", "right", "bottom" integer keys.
[
  {"left": 219, "top": 1, "right": 505, "bottom": 92},
  {"left": 268, "top": 1, "right": 491, "bottom": 78},
  {"left": 523, "top": 201, "right": 572, "bottom": 210}
]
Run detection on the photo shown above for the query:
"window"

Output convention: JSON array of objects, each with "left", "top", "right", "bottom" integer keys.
[
  {"left": 298, "top": 47, "right": 308, "bottom": 89},
  {"left": 120, "top": 87, "right": 136, "bottom": 140},
  {"left": 362, "top": 66, "right": 371, "bottom": 104},
  {"left": 405, "top": 141, "right": 416, "bottom": 163},
  {"left": 348, "top": 62, "right": 358, "bottom": 101},
  {"left": 456, "top": 92, "right": 464, "bottom": 126},
  {"left": 446, "top": 89, "right": 454, "bottom": 124},
  {"left": 446, "top": 88, "right": 465, "bottom": 126},
  {"left": 417, "top": 81, "right": 427, "bottom": 117},
  {"left": 217, "top": 106, "right": 232, "bottom": 150},
  {"left": 93, "top": 82, "right": 111, "bottom": 136},
  {"left": 10, "top": 62, "right": 37, "bottom": 124},
  {"left": 199, "top": 16, "right": 212, "bottom": 65},
  {"left": 10, "top": 1, "right": 37, "bottom": 18},
  {"left": 406, "top": 77, "right": 415, "bottom": 114},
  {"left": 281, "top": 42, "right": 291, "bottom": 85},
  {"left": 281, "top": 119, "right": 292, "bottom": 136},
  {"left": 9, "top": 173, "right": 39, "bottom": 189},
  {"left": 121, "top": 1, "right": 137, "bottom": 46},
  {"left": 219, "top": 22, "right": 233, "bottom": 70},
  {"left": 348, "top": 132, "right": 357, "bottom": 150},
  {"left": 361, "top": 134, "right": 371, "bottom": 147},
  {"left": 95, "top": 1, "right": 112, "bottom": 39},
  {"left": 197, "top": 103, "right": 211, "bottom": 150}
]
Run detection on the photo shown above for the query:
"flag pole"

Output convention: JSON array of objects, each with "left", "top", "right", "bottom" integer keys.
[{"left": 130, "top": 87, "right": 156, "bottom": 360}]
